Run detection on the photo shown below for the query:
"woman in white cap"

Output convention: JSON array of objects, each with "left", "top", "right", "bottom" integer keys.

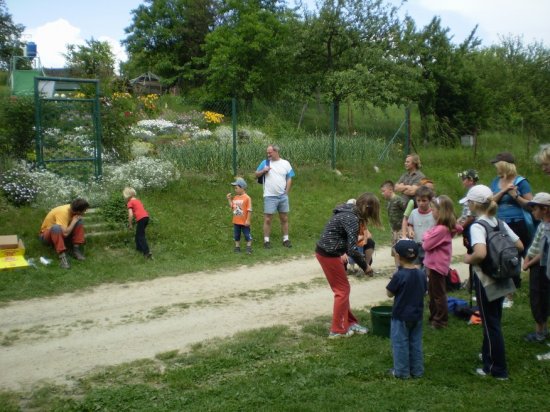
[{"left": 464, "top": 185, "right": 523, "bottom": 380}]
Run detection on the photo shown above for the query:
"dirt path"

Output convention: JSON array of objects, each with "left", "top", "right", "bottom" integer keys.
[{"left": 0, "top": 239, "right": 467, "bottom": 391}]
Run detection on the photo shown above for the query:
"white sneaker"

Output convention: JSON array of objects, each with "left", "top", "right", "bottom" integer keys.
[
  {"left": 348, "top": 323, "right": 369, "bottom": 334},
  {"left": 328, "top": 330, "right": 354, "bottom": 339},
  {"left": 502, "top": 297, "right": 513, "bottom": 308}
]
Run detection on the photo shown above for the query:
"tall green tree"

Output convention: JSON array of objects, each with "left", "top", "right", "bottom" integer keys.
[
  {"left": 198, "top": 0, "right": 296, "bottom": 102},
  {"left": 122, "top": 0, "right": 218, "bottom": 88},
  {"left": 297, "top": 0, "right": 414, "bottom": 131},
  {"left": 476, "top": 37, "right": 550, "bottom": 138},
  {"left": 63, "top": 38, "right": 116, "bottom": 81},
  {"left": 406, "top": 17, "right": 486, "bottom": 143},
  {"left": 0, "top": 0, "right": 25, "bottom": 70}
]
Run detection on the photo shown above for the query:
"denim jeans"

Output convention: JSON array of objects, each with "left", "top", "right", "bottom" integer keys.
[{"left": 391, "top": 318, "right": 424, "bottom": 378}]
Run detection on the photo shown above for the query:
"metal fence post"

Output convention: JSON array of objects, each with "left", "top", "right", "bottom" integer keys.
[
  {"left": 232, "top": 97, "right": 237, "bottom": 176},
  {"left": 330, "top": 102, "right": 336, "bottom": 169},
  {"left": 405, "top": 106, "right": 411, "bottom": 155}
]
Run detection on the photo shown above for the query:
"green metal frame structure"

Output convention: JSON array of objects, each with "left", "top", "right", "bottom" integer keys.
[{"left": 34, "top": 76, "right": 103, "bottom": 178}]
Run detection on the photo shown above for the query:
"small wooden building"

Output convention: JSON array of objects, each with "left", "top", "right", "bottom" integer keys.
[{"left": 130, "top": 72, "right": 162, "bottom": 95}]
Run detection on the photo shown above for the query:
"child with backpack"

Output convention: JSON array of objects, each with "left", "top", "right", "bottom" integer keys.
[
  {"left": 386, "top": 240, "right": 427, "bottom": 379},
  {"left": 422, "top": 195, "right": 463, "bottom": 329},
  {"left": 463, "top": 185, "right": 524, "bottom": 380},
  {"left": 522, "top": 193, "right": 550, "bottom": 343}
]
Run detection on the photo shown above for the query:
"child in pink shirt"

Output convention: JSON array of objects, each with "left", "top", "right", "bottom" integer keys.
[
  {"left": 123, "top": 187, "right": 152, "bottom": 259},
  {"left": 422, "top": 195, "right": 462, "bottom": 328}
]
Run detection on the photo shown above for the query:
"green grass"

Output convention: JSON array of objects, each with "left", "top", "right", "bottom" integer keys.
[
  {"left": 1, "top": 287, "right": 548, "bottom": 411},
  {"left": 1, "top": 131, "right": 549, "bottom": 410},
  {"left": 0, "top": 131, "right": 546, "bottom": 302}
]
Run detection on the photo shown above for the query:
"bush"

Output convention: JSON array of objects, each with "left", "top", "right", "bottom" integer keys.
[{"left": 0, "top": 95, "right": 35, "bottom": 159}]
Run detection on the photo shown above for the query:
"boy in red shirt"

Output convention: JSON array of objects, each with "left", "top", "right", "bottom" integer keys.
[
  {"left": 123, "top": 187, "right": 152, "bottom": 259},
  {"left": 227, "top": 177, "right": 253, "bottom": 254}
]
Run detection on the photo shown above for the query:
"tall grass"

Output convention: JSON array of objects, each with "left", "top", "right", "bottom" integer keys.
[{"left": 158, "top": 135, "right": 392, "bottom": 174}]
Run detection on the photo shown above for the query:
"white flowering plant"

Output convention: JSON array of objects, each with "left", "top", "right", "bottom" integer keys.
[{"left": 0, "top": 157, "right": 181, "bottom": 208}]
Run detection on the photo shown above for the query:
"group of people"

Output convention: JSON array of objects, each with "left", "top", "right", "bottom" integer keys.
[
  {"left": 37, "top": 142, "right": 550, "bottom": 379},
  {"left": 226, "top": 144, "right": 296, "bottom": 254},
  {"left": 39, "top": 187, "right": 152, "bottom": 269},
  {"left": 40, "top": 144, "right": 296, "bottom": 267},
  {"left": 316, "top": 147, "right": 550, "bottom": 381}
]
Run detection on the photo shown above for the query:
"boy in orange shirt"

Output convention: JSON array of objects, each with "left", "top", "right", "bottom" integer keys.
[{"left": 227, "top": 177, "right": 253, "bottom": 254}]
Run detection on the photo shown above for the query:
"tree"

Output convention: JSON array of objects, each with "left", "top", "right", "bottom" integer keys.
[
  {"left": 63, "top": 38, "right": 116, "bottom": 81},
  {"left": 296, "top": 0, "right": 414, "bottom": 131},
  {"left": 406, "top": 17, "right": 487, "bottom": 143},
  {"left": 122, "top": 0, "right": 218, "bottom": 89},
  {"left": 0, "top": 0, "right": 25, "bottom": 70},
  {"left": 198, "top": 0, "right": 297, "bottom": 102}
]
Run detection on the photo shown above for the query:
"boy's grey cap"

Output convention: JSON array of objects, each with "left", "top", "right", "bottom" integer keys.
[
  {"left": 231, "top": 177, "right": 247, "bottom": 189},
  {"left": 528, "top": 192, "right": 550, "bottom": 207},
  {"left": 394, "top": 239, "right": 419, "bottom": 260}
]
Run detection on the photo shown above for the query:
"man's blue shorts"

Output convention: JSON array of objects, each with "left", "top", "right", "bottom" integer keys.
[{"left": 264, "top": 194, "right": 290, "bottom": 214}]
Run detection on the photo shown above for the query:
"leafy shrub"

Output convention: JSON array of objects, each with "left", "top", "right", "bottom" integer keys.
[
  {"left": 101, "top": 96, "right": 138, "bottom": 161},
  {"left": 99, "top": 191, "right": 127, "bottom": 224},
  {"left": 0, "top": 96, "right": 35, "bottom": 159}
]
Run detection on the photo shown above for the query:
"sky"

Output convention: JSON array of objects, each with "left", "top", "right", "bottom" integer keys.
[{"left": 5, "top": 0, "right": 550, "bottom": 69}]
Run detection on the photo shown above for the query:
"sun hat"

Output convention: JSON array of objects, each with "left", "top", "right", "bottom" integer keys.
[
  {"left": 528, "top": 192, "right": 550, "bottom": 207},
  {"left": 394, "top": 239, "right": 419, "bottom": 260},
  {"left": 466, "top": 185, "right": 493, "bottom": 204},
  {"left": 231, "top": 177, "right": 247, "bottom": 189},
  {"left": 458, "top": 169, "right": 479, "bottom": 182},
  {"left": 491, "top": 152, "right": 515, "bottom": 164}
]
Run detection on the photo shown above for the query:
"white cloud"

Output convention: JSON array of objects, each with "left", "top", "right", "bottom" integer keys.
[
  {"left": 25, "top": 19, "right": 128, "bottom": 71},
  {"left": 416, "top": 0, "right": 549, "bottom": 46}
]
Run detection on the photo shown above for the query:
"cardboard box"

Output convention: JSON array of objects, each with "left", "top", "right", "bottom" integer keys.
[
  {"left": 0, "top": 237, "right": 29, "bottom": 270},
  {"left": 0, "top": 235, "right": 19, "bottom": 249}
]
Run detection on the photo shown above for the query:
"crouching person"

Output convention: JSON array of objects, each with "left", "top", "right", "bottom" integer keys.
[{"left": 39, "top": 198, "right": 90, "bottom": 269}]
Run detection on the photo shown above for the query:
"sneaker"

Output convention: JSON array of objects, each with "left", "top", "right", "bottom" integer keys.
[
  {"left": 72, "top": 246, "right": 85, "bottom": 261},
  {"left": 282, "top": 239, "right": 292, "bottom": 248},
  {"left": 348, "top": 323, "right": 369, "bottom": 334},
  {"left": 264, "top": 241, "right": 271, "bottom": 249},
  {"left": 328, "top": 330, "right": 354, "bottom": 339},
  {"left": 59, "top": 253, "right": 70, "bottom": 269},
  {"left": 246, "top": 246, "right": 252, "bottom": 255},
  {"left": 475, "top": 368, "right": 488, "bottom": 377},
  {"left": 475, "top": 368, "right": 507, "bottom": 380},
  {"left": 536, "top": 351, "right": 550, "bottom": 360},
  {"left": 502, "top": 297, "right": 513, "bottom": 308},
  {"left": 524, "top": 332, "right": 546, "bottom": 343},
  {"left": 234, "top": 246, "right": 241, "bottom": 253},
  {"left": 145, "top": 253, "right": 153, "bottom": 260}
]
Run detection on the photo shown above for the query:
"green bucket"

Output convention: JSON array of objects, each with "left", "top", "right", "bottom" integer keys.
[{"left": 370, "top": 305, "right": 392, "bottom": 338}]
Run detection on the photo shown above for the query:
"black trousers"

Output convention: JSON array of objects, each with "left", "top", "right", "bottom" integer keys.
[{"left": 135, "top": 217, "right": 150, "bottom": 255}]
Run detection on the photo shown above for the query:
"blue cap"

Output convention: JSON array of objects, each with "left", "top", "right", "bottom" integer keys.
[
  {"left": 231, "top": 177, "right": 247, "bottom": 189},
  {"left": 394, "top": 239, "right": 419, "bottom": 260}
]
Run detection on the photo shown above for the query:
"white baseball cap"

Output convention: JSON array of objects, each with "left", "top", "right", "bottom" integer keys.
[{"left": 466, "top": 185, "right": 493, "bottom": 204}]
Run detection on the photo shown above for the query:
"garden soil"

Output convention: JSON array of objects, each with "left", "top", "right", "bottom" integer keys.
[{"left": 0, "top": 238, "right": 467, "bottom": 391}]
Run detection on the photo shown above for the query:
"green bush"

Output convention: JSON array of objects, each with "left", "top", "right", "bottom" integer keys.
[{"left": 0, "top": 95, "right": 34, "bottom": 159}]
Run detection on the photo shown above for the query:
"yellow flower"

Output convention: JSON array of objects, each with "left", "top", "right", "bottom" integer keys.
[{"left": 203, "top": 111, "right": 224, "bottom": 124}]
